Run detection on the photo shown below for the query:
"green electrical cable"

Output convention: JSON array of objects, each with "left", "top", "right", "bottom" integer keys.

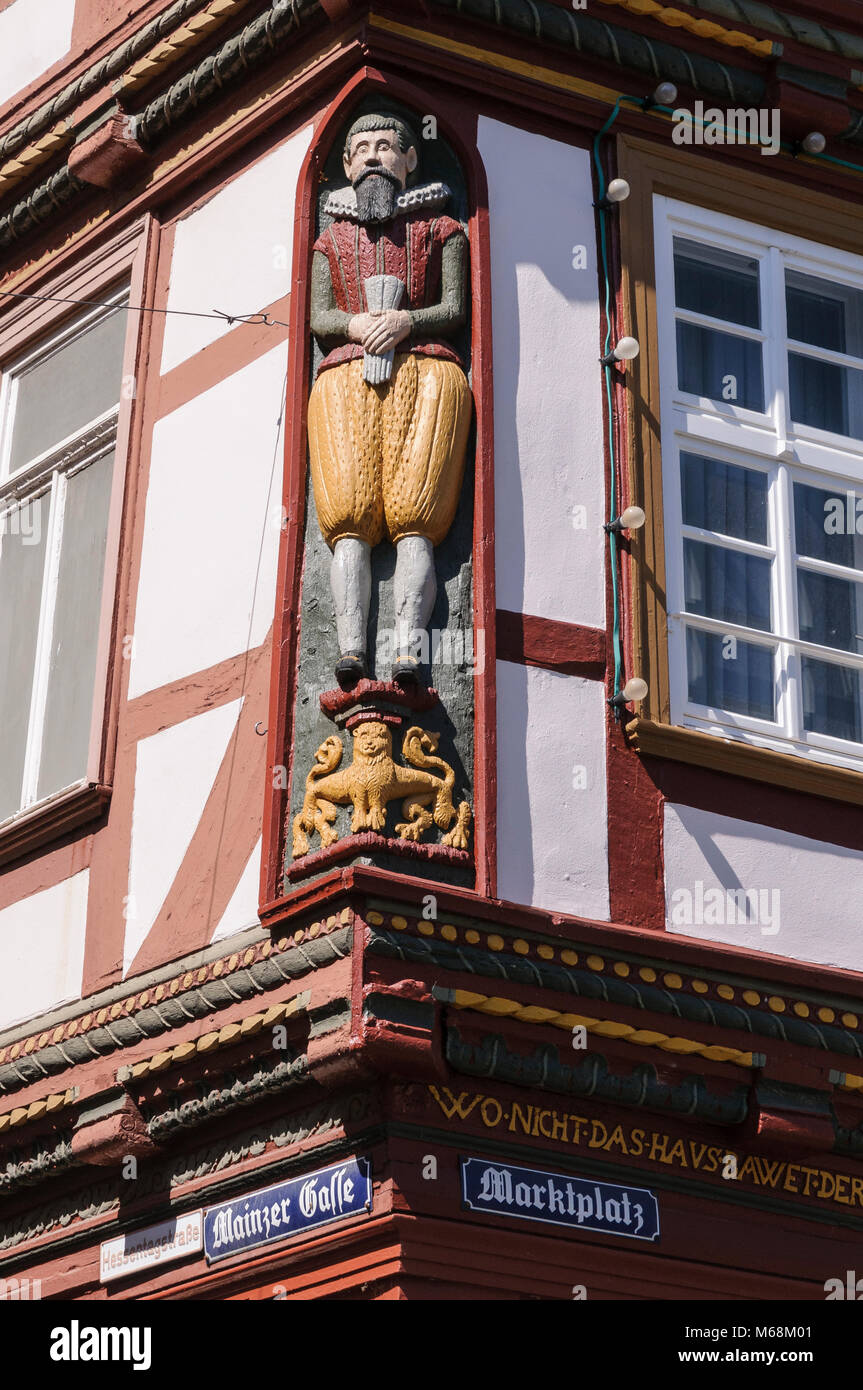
[{"left": 593, "top": 97, "right": 642, "bottom": 705}]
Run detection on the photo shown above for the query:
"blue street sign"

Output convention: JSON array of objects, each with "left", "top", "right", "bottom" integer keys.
[
  {"left": 461, "top": 1156, "right": 660, "bottom": 1241},
  {"left": 204, "top": 1157, "right": 372, "bottom": 1263}
]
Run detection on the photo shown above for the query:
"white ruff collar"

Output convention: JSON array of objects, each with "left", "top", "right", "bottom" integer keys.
[{"left": 322, "top": 180, "right": 451, "bottom": 222}]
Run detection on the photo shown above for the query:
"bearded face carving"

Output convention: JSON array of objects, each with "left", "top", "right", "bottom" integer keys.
[
  {"left": 307, "top": 111, "right": 472, "bottom": 690},
  {"left": 352, "top": 162, "right": 403, "bottom": 223}
]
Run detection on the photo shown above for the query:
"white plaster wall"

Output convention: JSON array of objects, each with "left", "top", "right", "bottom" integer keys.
[
  {"left": 478, "top": 117, "right": 604, "bottom": 629},
  {"left": 212, "top": 837, "right": 261, "bottom": 942},
  {"left": 496, "top": 661, "right": 609, "bottom": 918},
  {"left": 0, "top": 0, "right": 75, "bottom": 110},
  {"left": 0, "top": 870, "right": 88, "bottom": 1031},
  {"left": 129, "top": 345, "right": 285, "bottom": 697},
  {"left": 665, "top": 803, "right": 863, "bottom": 970},
  {"left": 160, "top": 125, "right": 313, "bottom": 374},
  {"left": 125, "top": 700, "right": 242, "bottom": 972}
]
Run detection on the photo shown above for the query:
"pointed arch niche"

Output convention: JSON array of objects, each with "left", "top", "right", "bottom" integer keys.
[{"left": 259, "top": 69, "right": 497, "bottom": 910}]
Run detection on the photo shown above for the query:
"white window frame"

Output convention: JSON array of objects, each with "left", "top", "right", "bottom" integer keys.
[
  {"left": 0, "top": 218, "right": 148, "bottom": 840},
  {"left": 655, "top": 195, "right": 863, "bottom": 775},
  {"left": 0, "top": 289, "right": 129, "bottom": 821}
]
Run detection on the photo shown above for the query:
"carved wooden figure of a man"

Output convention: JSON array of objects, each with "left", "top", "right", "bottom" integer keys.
[{"left": 308, "top": 112, "right": 471, "bottom": 688}]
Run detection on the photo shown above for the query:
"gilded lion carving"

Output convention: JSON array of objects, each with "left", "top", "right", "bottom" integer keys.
[{"left": 292, "top": 720, "right": 471, "bottom": 858}]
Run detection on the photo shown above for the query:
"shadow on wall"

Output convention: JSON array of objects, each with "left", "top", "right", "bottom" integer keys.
[
  {"left": 665, "top": 803, "right": 863, "bottom": 968},
  {"left": 479, "top": 116, "right": 602, "bottom": 623}
]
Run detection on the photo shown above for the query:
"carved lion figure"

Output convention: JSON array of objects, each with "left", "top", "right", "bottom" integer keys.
[{"left": 292, "top": 720, "right": 471, "bottom": 857}]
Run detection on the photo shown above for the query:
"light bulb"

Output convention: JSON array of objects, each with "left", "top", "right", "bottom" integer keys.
[
  {"left": 653, "top": 81, "right": 678, "bottom": 107},
  {"left": 802, "top": 131, "right": 826, "bottom": 154},
  {"left": 604, "top": 504, "right": 646, "bottom": 534},
  {"left": 613, "top": 336, "right": 640, "bottom": 361},
  {"left": 605, "top": 178, "right": 631, "bottom": 204},
  {"left": 622, "top": 676, "right": 649, "bottom": 702}
]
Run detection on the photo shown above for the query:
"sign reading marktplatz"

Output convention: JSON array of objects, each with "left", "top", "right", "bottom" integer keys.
[
  {"left": 203, "top": 1158, "right": 372, "bottom": 1263},
  {"left": 461, "top": 1156, "right": 661, "bottom": 1241}
]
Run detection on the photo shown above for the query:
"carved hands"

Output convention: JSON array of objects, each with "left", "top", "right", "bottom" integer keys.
[{"left": 348, "top": 308, "right": 412, "bottom": 355}]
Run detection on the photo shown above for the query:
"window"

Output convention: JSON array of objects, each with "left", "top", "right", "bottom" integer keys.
[
  {"left": 655, "top": 197, "right": 863, "bottom": 774},
  {"left": 0, "top": 287, "right": 128, "bottom": 822}
]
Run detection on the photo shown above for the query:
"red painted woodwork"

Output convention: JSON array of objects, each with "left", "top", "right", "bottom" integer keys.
[
  {"left": 68, "top": 112, "right": 148, "bottom": 188},
  {"left": 496, "top": 610, "right": 606, "bottom": 678},
  {"left": 285, "top": 830, "right": 472, "bottom": 882},
  {"left": 69, "top": 1094, "right": 157, "bottom": 1166},
  {"left": 320, "top": 0, "right": 357, "bottom": 19},
  {"left": 319, "top": 679, "right": 440, "bottom": 720}
]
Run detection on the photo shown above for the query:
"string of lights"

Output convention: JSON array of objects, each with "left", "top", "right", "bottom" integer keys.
[
  {"left": 593, "top": 92, "right": 655, "bottom": 719},
  {"left": 593, "top": 82, "right": 863, "bottom": 718}
]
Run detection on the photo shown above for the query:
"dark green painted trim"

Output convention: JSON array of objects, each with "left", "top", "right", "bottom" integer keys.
[{"left": 368, "top": 927, "right": 863, "bottom": 1060}]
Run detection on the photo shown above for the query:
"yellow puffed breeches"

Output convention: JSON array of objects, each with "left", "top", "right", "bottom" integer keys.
[{"left": 307, "top": 353, "right": 472, "bottom": 549}]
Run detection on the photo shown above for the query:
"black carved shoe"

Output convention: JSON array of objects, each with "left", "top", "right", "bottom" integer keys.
[
  {"left": 335, "top": 652, "right": 367, "bottom": 689},
  {"left": 392, "top": 654, "right": 421, "bottom": 687}
]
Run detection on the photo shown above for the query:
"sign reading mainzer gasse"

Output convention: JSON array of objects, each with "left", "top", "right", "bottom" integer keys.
[{"left": 203, "top": 1158, "right": 372, "bottom": 1263}]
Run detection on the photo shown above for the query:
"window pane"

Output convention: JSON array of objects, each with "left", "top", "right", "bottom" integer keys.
[
  {"left": 681, "top": 453, "right": 767, "bottom": 544},
  {"left": 802, "top": 656, "right": 863, "bottom": 742},
  {"left": 9, "top": 307, "right": 127, "bottom": 471},
  {"left": 673, "top": 239, "right": 760, "bottom": 328},
  {"left": 786, "top": 270, "right": 863, "bottom": 356},
  {"left": 684, "top": 539, "right": 771, "bottom": 631},
  {"left": 676, "top": 321, "right": 764, "bottom": 411},
  {"left": 0, "top": 496, "right": 48, "bottom": 820},
  {"left": 794, "top": 481, "right": 863, "bottom": 570},
  {"left": 797, "top": 569, "right": 863, "bottom": 655},
  {"left": 788, "top": 351, "right": 863, "bottom": 439},
  {"left": 37, "top": 453, "right": 113, "bottom": 801},
  {"left": 686, "top": 626, "right": 775, "bottom": 719}
]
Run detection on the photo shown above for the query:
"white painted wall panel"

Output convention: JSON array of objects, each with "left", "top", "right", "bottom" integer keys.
[
  {"left": 160, "top": 125, "right": 313, "bottom": 374},
  {"left": 496, "top": 661, "right": 609, "bottom": 918},
  {"left": 125, "top": 700, "right": 242, "bottom": 972},
  {"left": 0, "top": 0, "right": 75, "bottom": 110},
  {"left": 478, "top": 117, "right": 604, "bottom": 629},
  {"left": 0, "top": 870, "right": 88, "bottom": 1031},
  {"left": 664, "top": 803, "right": 863, "bottom": 970},
  {"left": 211, "top": 834, "right": 258, "bottom": 945},
  {"left": 129, "top": 346, "right": 284, "bottom": 697},
  {"left": 212, "top": 837, "right": 261, "bottom": 943}
]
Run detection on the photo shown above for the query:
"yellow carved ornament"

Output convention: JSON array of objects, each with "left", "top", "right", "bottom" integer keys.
[{"left": 292, "top": 721, "right": 471, "bottom": 857}]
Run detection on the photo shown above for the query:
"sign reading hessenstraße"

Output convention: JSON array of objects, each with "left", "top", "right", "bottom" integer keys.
[
  {"left": 100, "top": 1211, "right": 203, "bottom": 1283},
  {"left": 461, "top": 1156, "right": 660, "bottom": 1241},
  {"left": 203, "top": 1157, "right": 372, "bottom": 1263}
]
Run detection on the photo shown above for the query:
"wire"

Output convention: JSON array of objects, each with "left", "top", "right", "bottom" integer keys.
[
  {"left": 203, "top": 347, "right": 290, "bottom": 929},
  {"left": 646, "top": 102, "right": 863, "bottom": 173},
  {"left": 0, "top": 286, "right": 290, "bottom": 329},
  {"left": 593, "top": 95, "right": 645, "bottom": 706}
]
